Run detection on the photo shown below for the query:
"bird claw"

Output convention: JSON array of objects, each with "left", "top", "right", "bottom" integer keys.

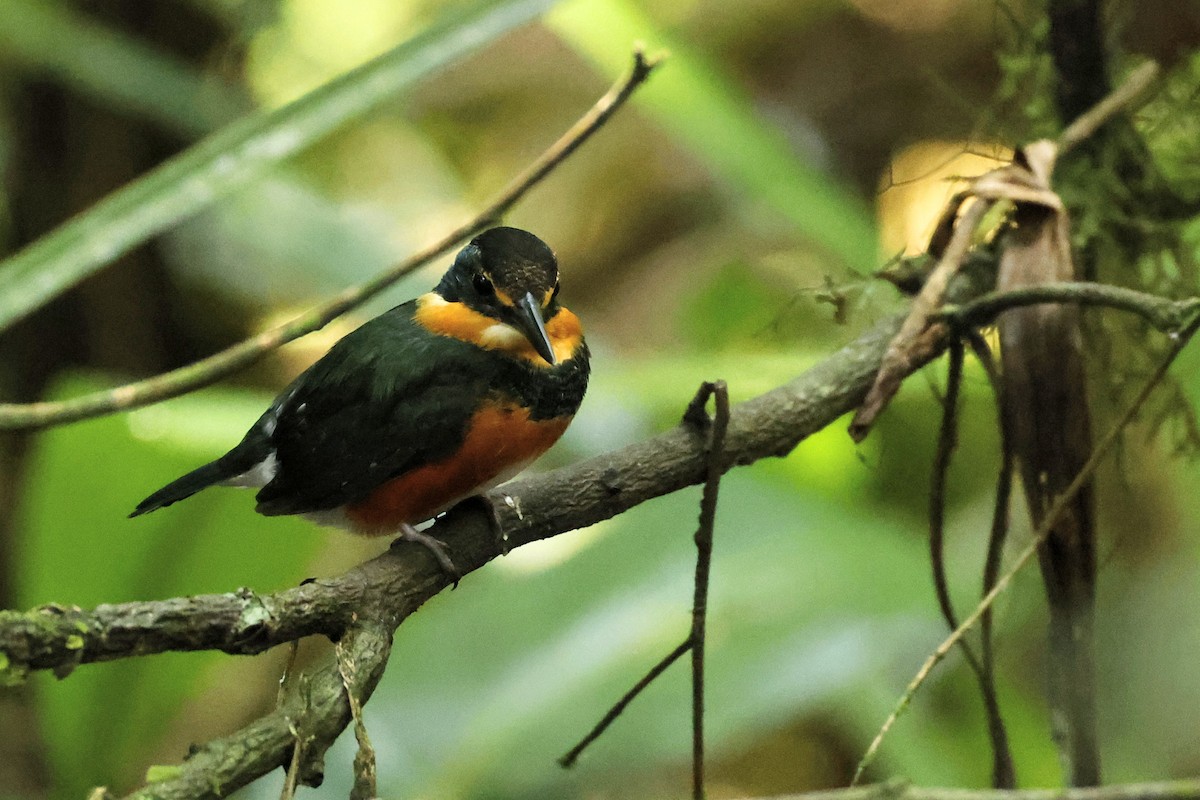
[
  {"left": 397, "top": 524, "right": 461, "bottom": 588},
  {"left": 475, "top": 494, "right": 511, "bottom": 556}
]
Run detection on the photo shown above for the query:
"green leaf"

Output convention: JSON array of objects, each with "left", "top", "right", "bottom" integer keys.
[
  {"left": 0, "top": 0, "right": 249, "bottom": 136},
  {"left": 0, "top": 0, "right": 557, "bottom": 332},
  {"left": 547, "top": 0, "right": 878, "bottom": 274}
]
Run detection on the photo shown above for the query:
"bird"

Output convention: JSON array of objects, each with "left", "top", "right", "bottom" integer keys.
[{"left": 130, "top": 227, "right": 590, "bottom": 576}]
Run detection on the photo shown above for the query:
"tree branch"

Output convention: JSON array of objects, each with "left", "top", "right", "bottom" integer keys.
[
  {"left": 940, "top": 282, "right": 1200, "bottom": 333},
  {"left": 852, "top": 311, "right": 1200, "bottom": 784},
  {"left": 763, "top": 777, "right": 1200, "bottom": 800},
  {"left": 2, "top": 250, "right": 996, "bottom": 680},
  {"left": 1, "top": 296, "right": 944, "bottom": 680},
  {"left": 124, "top": 621, "right": 394, "bottom": 800},
  {"left": 0, "top": 257, "right": 997, "bottom": 798},
  {"left": 0, "top": 47, "right": 661, "bottom": 431},
  {"left": 9, "top": 263, "right": 1194, "bottom": 797}
]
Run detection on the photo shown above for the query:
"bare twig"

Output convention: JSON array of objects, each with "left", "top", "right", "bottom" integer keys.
[
  {"left": 560, "top": 379, "right": 730, "bottom": 793},
  {"left": 927, "top": 343, "right": 1014, "bottom": 787},
  {"left": 850, "top": 198, "right": 991, "bottom": 441},
  {"left": 762, "top": 776, "right": 1200, "bottom": 800},
  {"left": 964, "top": 331, "right": 1016, "bottom": 788},
  {"left": 0, "top": 48, "right": 663, "bottom": 431},
  {"left": 1057, "top": 62, "right": 1159, "bottom": 157},
  {"left": 941, "top": 282, "right": 1200, "bottom": 333},
  {"left": 337, "top": 626, "right": 380, "bottom": 800},
  {"left": 929, "top": 342, "right": 968, "bottom": 659},
  {"left": 689, "top": 381, "right": 729, "bottom": 800},
  {"left": 558, "top": 640, "right": 692, "bottom": 769},
  {"left": 851, "top": 313, "right": 1200, "bottom": 785},
  {"left": 278, "top": 640, "right": 304, "bottom": 800}
]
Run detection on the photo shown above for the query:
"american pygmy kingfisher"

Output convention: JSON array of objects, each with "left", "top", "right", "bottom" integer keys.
[{"left": 130, "top": 227, "right": 589, "bottom": 572}]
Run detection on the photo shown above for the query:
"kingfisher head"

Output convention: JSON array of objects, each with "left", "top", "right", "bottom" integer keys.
[{"left": 435, "top": 227, "right": 563, "bottom": 365}]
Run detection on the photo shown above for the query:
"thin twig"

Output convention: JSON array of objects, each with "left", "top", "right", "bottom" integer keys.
[
  {"left": 850, "top": 197, "right": 992, "bottom": 441},
  {"left": 851, "top": 313, "right": 1200, "bottom": 785},
  {"left": 558, "top": 640, "right": 692, "bottom": 768},
  {"left": 765, "top": 776, "right": 1200, "bottom": 800},
  {"left": 560, "top": 380, "right": 730, "bottom": 785},
  {"left": 927, "top": 343, "right": 1013, "bottom": 787},
  {"left": 929, "top": 341, "right": 971, "bottom": 666},
  {"left": 1057, "top": 61, "right": 1159, "bottom": 157},
  {"left": 279, "top": 723, "right": 303, "bottom": 800},
  {"left": 689, "top": 381, "right": 729, "bottom": 800},
  {"left": 337, "top": 630, "right": 379, "bottom": 800},
  {"left": 964, "top": 331, "right": 1016, "bottom": 788},
  {"left": 941, "top": 282, "right": 1200, "bottom": 333},
  {"left": 0, "top": 48, "right": 663, "bottom": 431}
]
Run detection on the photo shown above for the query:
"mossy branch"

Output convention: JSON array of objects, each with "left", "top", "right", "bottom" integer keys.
[{"left": 9, "top": 268, "right": 1200, "bottom": 797}]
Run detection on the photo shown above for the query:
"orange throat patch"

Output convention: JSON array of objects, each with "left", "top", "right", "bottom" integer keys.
[
  {"left": 344, "top": 404, "right": 571, "bottom": 534},
  {"left": 414, "top": 293, "right": 583, "bottom": 366}
]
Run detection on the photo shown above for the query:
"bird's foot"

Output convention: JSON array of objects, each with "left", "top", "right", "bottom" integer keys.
[
  {"left": 471, "top": 494, "right": 513, "bottom": 556},
  {"left": 397, "top": 523, "right": 461, "bottom": 587}
]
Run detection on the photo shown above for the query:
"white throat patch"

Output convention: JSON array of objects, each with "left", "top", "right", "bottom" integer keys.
[{"left": 479, "top": 322, "right": 528, "bottom": 351}]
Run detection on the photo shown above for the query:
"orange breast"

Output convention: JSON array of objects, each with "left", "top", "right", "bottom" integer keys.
[
  {"left": 414, "top": 294, "right": 585, "bottom": 366},
  {"left": 344, "top": 403, "right": 571, "bottom": 534}
]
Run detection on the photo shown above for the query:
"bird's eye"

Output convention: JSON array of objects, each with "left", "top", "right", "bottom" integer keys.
[{"left": 472, "top": 272, "right": 495, "bottom": 296}]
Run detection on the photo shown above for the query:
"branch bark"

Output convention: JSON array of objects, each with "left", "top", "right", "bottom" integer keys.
[
  {"left": 7, "top": 270, "right": 1197, "bottom": 797},
  {"left": 1, "top": 294, "right": 952, "bottom": 679},
  {"left": 19, "top": 275, "right": 1200, "bottom": 683},
  {"left": 762, "top": 778, "right": 1200, "bottom": 800},
  {"left": 1, "top": 260, "right": 996, "bottom": 798}
]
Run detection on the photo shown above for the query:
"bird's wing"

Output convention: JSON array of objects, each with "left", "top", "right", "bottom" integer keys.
[{"left": 254, "top": 305, "right": 499, "bottom": 515}]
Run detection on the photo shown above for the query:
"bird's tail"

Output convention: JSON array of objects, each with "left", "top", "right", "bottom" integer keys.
[
  {"left": 129, "top": 432, "right": 273, "bottom": 518},
  {"left": 129, "top": 460, "right": 231, "bottom": 517}
]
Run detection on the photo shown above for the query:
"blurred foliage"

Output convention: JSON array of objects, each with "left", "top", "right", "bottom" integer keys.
[{"left": 0, "top": 1, "right": 1198, "bottom": 799}]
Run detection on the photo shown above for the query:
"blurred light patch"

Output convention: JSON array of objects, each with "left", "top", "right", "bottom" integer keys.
[
  {"left": 127, "top": 388, "right": 274, "bottom": 453},
  {"left": 326, "top": 119, "right": 470, "bottom": 253},
  {"left": 257, "top": 310, "right": 365, "bottom": 375},
  {"left": 846, "top": 0, "right": 961, "bottom": 31},
  {"left": 246, "top": 0, "right": 422, "bottom": 105},
  {"left": 877, "top": 140, "right": 1010, "bottom": 256},
  {"left": 493, "top": 520, "right": 611, "bottom": 575}
]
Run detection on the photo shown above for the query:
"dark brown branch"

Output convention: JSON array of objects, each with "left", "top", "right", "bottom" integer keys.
[
  {"left": 5, "top": 278, "right": 995, "bottom": 681},
  {"left": 852, "top": 313, "right": 1200, "bottom": 784},
  {"left": 928, "top": 344, "right": 1014, "bottom": 788},
  {"left": 941, "top": 282, "right": 1200, "bottom": 333},
  {"left": 558, "top": 380, "right": 730, "bottom": 784},
  {"left": 689, "top": 381, "right": 729, "bottom": 800},
  {"left": 964, "top": 332, "right": 1016, "bottom": 788},
  {"left": 558, "top": 639, "right": 692, "bottom": 769}
]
